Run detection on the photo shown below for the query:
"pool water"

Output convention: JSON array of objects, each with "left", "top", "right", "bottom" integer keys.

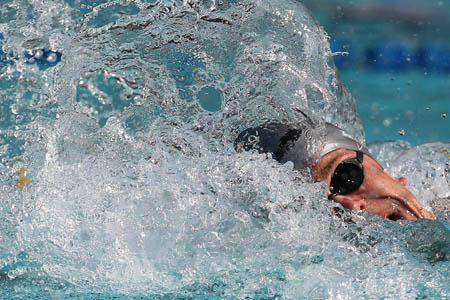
[
  {"left": 302, "top": 0, "right": 450, "bottom": 145},
  {"left": 0, "top": 1, "right": 449, "bottom": 299},
  {"left": 341, "top": 70, "right": 450, "bottom": 144}
]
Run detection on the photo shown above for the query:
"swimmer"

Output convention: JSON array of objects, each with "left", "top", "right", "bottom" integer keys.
[{"left": 235, "top": 116, "right": 436, "bottom": 221}]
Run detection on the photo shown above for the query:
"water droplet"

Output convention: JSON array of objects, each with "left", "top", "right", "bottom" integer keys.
[
  {"left": 398, "top": 129, "right": 406, "bottom": 136},
  {"left": 47, "top": 52, "right": 57, "bottom": 63},
  {"left": 34, "top": 50, "right": 44, "bottom": 59},
  {"left": 10, "top": 104, "right": 19, "bottom": 114},
  {"left": 442, "top": 113, "right": 447, "bottom": 119},
  {"left": 15, "top": 114, "right": 24, "bottom": 123}
]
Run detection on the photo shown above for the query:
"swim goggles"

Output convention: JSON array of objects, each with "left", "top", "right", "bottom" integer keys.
[{"left": 328, "top": 150, "right": 364, "bottom": 199}]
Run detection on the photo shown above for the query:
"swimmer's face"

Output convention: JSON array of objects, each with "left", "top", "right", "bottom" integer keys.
[{"left": 313, "top": 148, "right": 436, "bottom": 221}]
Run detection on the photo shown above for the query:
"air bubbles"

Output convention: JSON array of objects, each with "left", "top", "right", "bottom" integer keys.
[
  {"left": 10, "top": 103, "right": 19, "bottom": 115},
  {"left": 34, "top": 50, "right": 44, "bottom": 60},
  {"left": 15, "top": 114, "right": 24, "bottom": 123},
  {"left": 398, "top": 129, "right": 406, "bottom": 136},
  {"left": 1, "top": 0, "right": 448, "bottom": 297},
  {"left": 442, "top": 113, "right": 447, "bottom": 118},
  {"left": 23, "top": 49, "right": 62, "bottom": 69},
  {"left": 197, "top": 86, "right": 223, "bottom": 112},
  {"left": 46, "top": 52, "right": 57, "bottom": 63},
  {"left": 247, "top": 134, "right": 258, "bottom": 143}
]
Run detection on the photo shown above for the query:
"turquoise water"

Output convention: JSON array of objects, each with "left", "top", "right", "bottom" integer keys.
[
  {"left": 302, "top": 0, "right": 450, "bottom": 145},
  {"left": 342, "top": 70, "right": 450, "bottom": 144},
  {"left": 0, "top": 1, "right": 449, "bottom": 299}
]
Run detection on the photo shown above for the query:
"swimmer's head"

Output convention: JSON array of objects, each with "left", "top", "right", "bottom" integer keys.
[
  {"left": 235, "top": 118, "right": 435, "bottom": 221},
  {"left": 312, "top": 126, "right": 436, "bottom": 221}
]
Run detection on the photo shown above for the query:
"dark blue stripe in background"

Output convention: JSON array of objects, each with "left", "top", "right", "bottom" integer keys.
[{"left": 331, "top": 38, "right": 450, "bottom": 72}]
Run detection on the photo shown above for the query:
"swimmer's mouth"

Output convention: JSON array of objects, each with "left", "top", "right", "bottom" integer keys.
[
  {"left": 333, "top": 193, "right": 435, "bottom": 221},
  {"left": 366, "top": 197, "right": 419, "bottom": 221},
  {"left": 385, "top": 209, "right": 409, "bottom": 221}
]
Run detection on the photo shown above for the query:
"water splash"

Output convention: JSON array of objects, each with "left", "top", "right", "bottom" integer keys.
[{"left": 0, "top": 0, "right": 448, "bottom": 298}]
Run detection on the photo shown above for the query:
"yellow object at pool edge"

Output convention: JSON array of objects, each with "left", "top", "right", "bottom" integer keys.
[{"left": 16, "top": 167, "right": 32, "bottom": 190}]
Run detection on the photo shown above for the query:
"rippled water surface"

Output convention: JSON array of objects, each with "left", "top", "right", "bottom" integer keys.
[{"left": 0, "top": 0, "right": 449, "bottom": 298}]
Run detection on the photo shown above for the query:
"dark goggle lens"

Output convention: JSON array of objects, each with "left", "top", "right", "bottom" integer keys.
[{"left": 330, "top": 161, "right": 364, "bottom": 195}]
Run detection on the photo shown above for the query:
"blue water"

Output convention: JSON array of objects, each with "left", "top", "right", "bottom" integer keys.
[
  {"left": 302, "top": 0, "right": 450, "bottom": 145},
  {"left": 342, "top": 70, "right": 450, "bottom": 144},
  {"left": 0, "top": 0, "right": 449, "bottom": 299}
]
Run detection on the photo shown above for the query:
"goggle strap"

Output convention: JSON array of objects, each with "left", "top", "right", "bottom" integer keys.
[{"left": 356, "top": 150, "right": 364, "bottom": 164}]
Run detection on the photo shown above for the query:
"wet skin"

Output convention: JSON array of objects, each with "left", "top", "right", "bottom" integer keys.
[{"left": 313, "top": 148, "right": 436, "bottom": 221}]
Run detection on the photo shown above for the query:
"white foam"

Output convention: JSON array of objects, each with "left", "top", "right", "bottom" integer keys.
[{"left": 0, "top": 0, "right": 448, "bottom": 298}]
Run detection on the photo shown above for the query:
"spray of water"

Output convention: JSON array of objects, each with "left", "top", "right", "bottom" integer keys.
[{"left": 0, "top": 0, "right": 448, "bottom": 298}]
